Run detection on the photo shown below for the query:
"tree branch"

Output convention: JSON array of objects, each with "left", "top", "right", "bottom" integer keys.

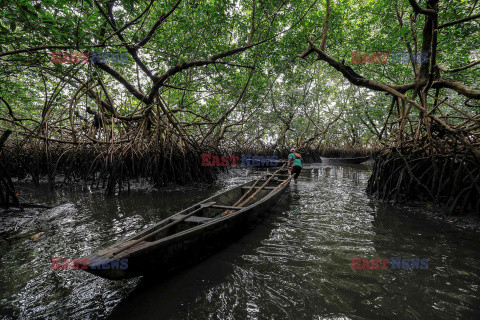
[
  {"left": 0, "top": 45, "right": 74, "bottom": 58},
  {"left": 0, "top": 97, "right": 18, "bottom": 121},
  {"left": 320, "top": 0, "right": 330, "bottom": 51},
  {"left": 407, "top": 0, "right": 437, "bottom": 16},
  {"left": 298, "top": 37, "right": 416, "bottom": 94},
  {"left": 136, "top": 0, "right": 182, "bottom": 48},
  {"left": 432, "top": 78, "right": 480, "bottom": 99},
  {"left": 437, "top": 60, "right": 480, "bottom": 73},
  {"left": 145, "top": 37, "right": 273, "bottom": 105},
  {"left": 102, "top": 0, "right": 156, "bottom": 44},
  {"left": 438, "top": 13, "right": 480, "bottom": 29},
  {"left": 94, "top": 62, "right": 147, "bottom": 102}
]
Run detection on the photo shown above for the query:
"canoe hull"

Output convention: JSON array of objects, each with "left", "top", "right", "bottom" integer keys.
[
  {"left": 82, "top": 176, "right": 290, "bottom": 280},
  {"left": 321, "top": 156, "right": 370, "bottom": 164}
]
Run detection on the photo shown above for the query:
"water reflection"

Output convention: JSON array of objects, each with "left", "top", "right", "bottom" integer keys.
[{"left": 1, "top": 164, "right": 480, "bottom": 319}]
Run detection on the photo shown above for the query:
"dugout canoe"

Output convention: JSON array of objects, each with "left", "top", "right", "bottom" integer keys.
[
  {"left": 80, "top": 169, "right": 292, "bottom": 280},
  {"left": 320, "top": 156, "right": 371, "bottom": 164}
]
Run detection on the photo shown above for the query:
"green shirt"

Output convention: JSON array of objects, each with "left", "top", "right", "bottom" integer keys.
[{"left": 288, "top": 153, "right": 302, "bottom": 167}]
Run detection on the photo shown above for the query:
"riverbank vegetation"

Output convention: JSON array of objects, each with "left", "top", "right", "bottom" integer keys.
[{"left": 1, "top": 0, "right": 479, "bottom": 213}]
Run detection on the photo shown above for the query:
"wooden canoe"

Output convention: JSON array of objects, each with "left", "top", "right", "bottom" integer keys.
[
  {"left": 80, "top": 169, "right": 292, "bottom": 280},
  {"left": 320, "top": 156, "right": 371, "bottom": 164}
]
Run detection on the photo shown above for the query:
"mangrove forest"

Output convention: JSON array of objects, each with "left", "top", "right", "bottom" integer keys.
[{"left": 1, "top": 0, "right": 479, "bottom": 319}]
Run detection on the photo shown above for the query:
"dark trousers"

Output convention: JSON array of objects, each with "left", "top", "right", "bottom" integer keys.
[{"left": 291, "top": 166, "right": 302, "bottom": 179}]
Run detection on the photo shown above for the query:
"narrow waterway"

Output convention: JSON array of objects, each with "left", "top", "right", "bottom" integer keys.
[{"left": 1, "top": 164, "right": 480, "bottom": 319}]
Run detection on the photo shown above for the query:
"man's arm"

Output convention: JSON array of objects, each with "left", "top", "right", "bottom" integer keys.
[{"left": 287, "top": 158, "right": 292, "bottom": 169}]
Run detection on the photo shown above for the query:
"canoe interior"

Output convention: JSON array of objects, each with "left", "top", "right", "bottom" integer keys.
[{"left": 141, "top": 174, "right": 289, "bottom": 241}]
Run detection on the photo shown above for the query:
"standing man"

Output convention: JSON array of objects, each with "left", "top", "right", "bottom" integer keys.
[{"left": 287, "top": 148, "right": 302, "bottom": 184}]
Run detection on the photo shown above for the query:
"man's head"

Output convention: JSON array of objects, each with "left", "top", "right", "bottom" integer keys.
[{"left": 290, "top": 148, "right": 295, "bottom": 153}]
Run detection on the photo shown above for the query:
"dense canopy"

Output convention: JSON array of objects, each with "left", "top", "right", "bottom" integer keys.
[
  {"left": 0, "top": 0, "right": 479, "bottom": 202},
  {"left": 1, "top": 0, "right": 478, "bottom": 149}
]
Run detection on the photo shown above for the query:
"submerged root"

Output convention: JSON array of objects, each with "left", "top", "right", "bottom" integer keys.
[
  {"left": 1, "top": 141, "right": 220, "bottom": 195},
  {"left": 367, "top": 151, "right": 480, "bottom": 215}
]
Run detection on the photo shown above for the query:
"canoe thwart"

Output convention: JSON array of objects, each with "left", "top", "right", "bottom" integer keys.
[
  {"left": 170, "top": 215, "right": 208, "bottom": 223},
  {"left": 199, "top": 201, "right": 217, "bottom": 207},
  {"left": 210, "top": 204, "right": 243, "bottom": 210},
  {"left": 241, "top": 186, "right": 277, "bottom": 190},
  {"left": 110, "top": 201, "right": 217, "bottom": 256}
]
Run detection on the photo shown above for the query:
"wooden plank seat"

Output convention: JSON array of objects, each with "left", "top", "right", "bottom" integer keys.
[
  {"left": 242, "top": 186, "right": 277, "bottom": 190},
  {"left": 211, "top": 204, "right": 243, "bottom": 210},
  {"left": 170, "top": 214, "right": 208, "bottom": 223},
  {"left": 169, "top": 205, "right": 243, "bottom": 224}
]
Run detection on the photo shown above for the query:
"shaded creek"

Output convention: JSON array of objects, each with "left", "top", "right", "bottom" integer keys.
[{"left": 1, "top": 164, "right": 480, "bottom": 319}]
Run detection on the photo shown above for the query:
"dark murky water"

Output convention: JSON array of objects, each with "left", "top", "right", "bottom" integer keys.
[{"left": 1, "top": 164, "right": 480, "bottom": 319}]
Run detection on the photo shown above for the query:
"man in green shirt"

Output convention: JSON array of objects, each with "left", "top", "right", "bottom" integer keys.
[{"left": 287, "top": 148, "right": 302, "bottom": 184}]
